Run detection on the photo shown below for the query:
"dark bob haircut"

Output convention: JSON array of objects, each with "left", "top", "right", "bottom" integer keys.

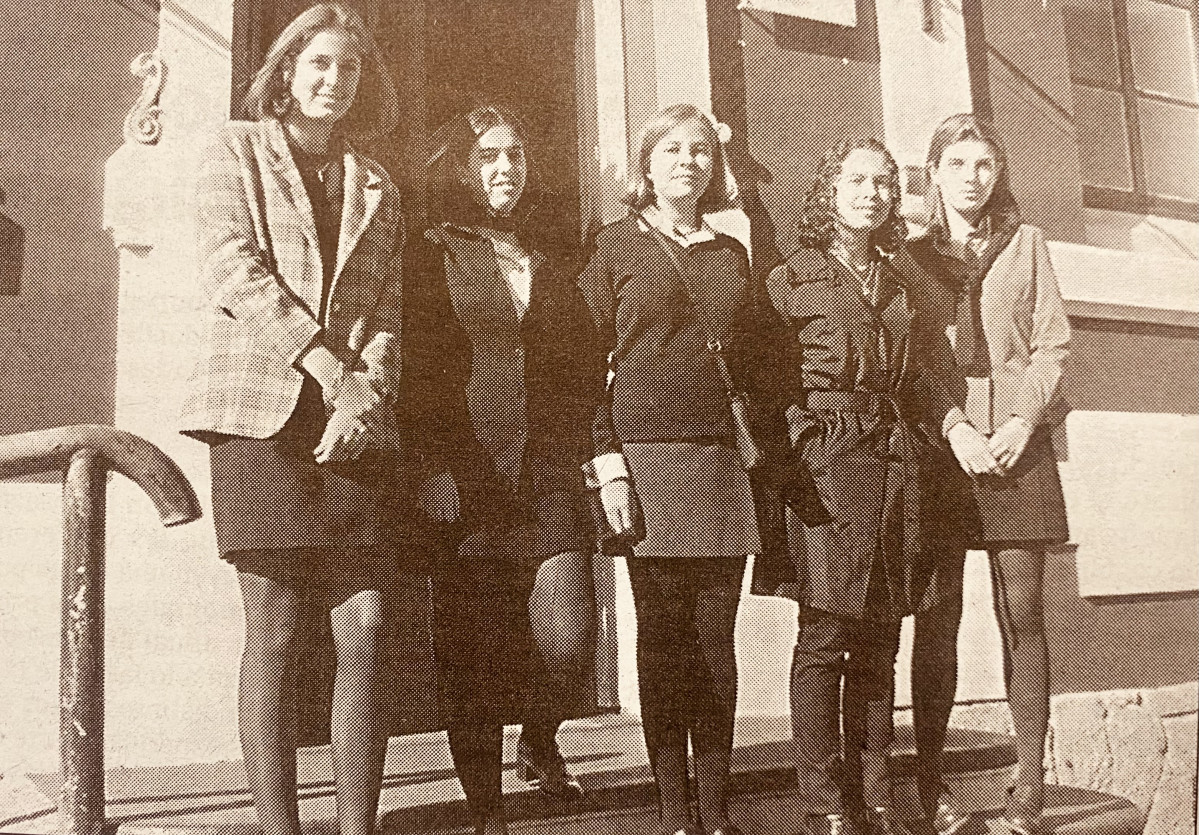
[
  {"left": 795, "top": 137, "right": 907, "bottom": 256},
  {"left": 625, "top": 104, "right": 739, "bottom": 215},
  {"left": 924, "top": 113, "right": 1022, "bottom": 235},
  {"left": 241, "top": 3, "right": 399, "bottom": 141}
]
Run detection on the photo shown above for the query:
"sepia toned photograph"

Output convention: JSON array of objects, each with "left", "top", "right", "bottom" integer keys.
[{"left": 0, "top": 1, "right": 1195, "bottom": 834}]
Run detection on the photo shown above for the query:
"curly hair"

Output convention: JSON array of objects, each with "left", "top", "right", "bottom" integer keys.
[
  {"left": 625, "top": 103, "right": 739, "bottom": 215},
  {"left": 924, "top": 113, "right": 1022, "bottom": 236},
  {"left": 241, "top": 4, "right": 399, "bottom": 141},
  {"left": 795, "top": 138, "right": 907, "bottom": 255}
]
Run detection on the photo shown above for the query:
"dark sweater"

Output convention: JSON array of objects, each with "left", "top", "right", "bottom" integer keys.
[{"left": 577, "top": 215, "right": 778, "bottom": 454}]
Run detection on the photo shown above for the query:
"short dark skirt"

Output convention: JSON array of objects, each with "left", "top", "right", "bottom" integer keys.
[
  {"left": 972, "top": 429, "right": 1069, "bottom": 547},
  {"left": 209, "top": 379, "right": 403, "bottom": 561},
  {"left": 624, "top": 440, "right": 762, "bottom": 558}
]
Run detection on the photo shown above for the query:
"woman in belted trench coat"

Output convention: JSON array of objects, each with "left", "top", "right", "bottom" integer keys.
[
  {"left": 179, "top": 6, "right": 404, "bottom": 835},
  {"left": 762, "top": 138, "right": 975, "bottom": 835},
  {"left": 907, "top": 114, "right": 1072, "bottom": 835},
  {"left": 399, "top": 106, "right": 603, "bottom": 835}
]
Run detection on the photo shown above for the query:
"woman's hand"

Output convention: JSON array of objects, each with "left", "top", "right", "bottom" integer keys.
[
  {"left": 314, "top": 409, "right": 370, "bottom": 463},
  {"left": 600, "top": 477, "right": 637, "bottom": 536},
  {"left": 989, "top": 416, "right": 1034, "bottom": 472},
  {"left": 417, "top": 469, "right": 461, "bottom": 523},
  {"left": 328, "top": 370, "right": 382, "bottom": 418},
  {"left": 947, "top": 422, "right": 1004, "bottom": 477}
]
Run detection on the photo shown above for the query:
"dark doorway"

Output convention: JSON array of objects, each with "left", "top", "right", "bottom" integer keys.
[
  {"left": 234, "top": 0, "right": 582, "bottom": 249},
  {"left": 424, "top": 0, "right": 582, "bottom": 251}
]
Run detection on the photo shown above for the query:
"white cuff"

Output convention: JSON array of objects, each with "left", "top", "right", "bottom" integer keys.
[
  {"left": 942, "top": 407, "right": 970, "bottom": 439},
  {"left": 582, "top": 452, "right": 630, "bottom": 489}
]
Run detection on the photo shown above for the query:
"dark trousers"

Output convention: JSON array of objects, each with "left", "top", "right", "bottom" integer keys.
[
  {"left": 791, "top": 607, "right": 902, "bottom": 815},
  {"left": 627, "top": 557, "right": 746, "bottom": 831}
]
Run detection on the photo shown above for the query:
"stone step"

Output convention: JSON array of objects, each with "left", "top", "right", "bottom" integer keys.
[{"left": 6, "top": 715, "right": 1144, "bottom": 835}]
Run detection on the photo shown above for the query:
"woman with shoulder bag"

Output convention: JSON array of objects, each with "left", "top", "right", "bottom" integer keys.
[
  {"left": 907, "top": 114, "right": 1071, "bottom": 835},
  {"left": 178, "top": 6, "right": 405, "bottom": 835},
  {"left": 577, "top": 103, "right": 780, "bottom": 835},
  {"left": 765, "top": 138, "right": 977, "bottom": 835},
  {"left": 399, "top": 105, "right": 603, "bottom": 835}
]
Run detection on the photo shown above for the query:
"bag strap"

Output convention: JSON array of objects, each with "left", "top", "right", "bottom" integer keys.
[{"left": 633, "top": 211, "right": 741, "bottom": 398}]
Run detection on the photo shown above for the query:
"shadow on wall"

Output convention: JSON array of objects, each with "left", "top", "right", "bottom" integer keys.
[
  {"left": 0, "top": 1, "right": 158, "bottom": 446},
  {"left": 0, "top": 187, "right": 24, "bottom": 295},
  {"left": 1044, "top": 544, "right": 1199, "bottom": 696}
]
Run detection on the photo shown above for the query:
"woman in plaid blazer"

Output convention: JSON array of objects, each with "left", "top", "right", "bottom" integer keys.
[{"left": 178, "top": 6, "right": 403, "bottom": 835}]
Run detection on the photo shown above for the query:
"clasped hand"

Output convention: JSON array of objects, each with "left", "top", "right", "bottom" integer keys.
[
  {"left": 314, "top": 371, "right": 394, "bottom": 464},
  {"left": 947, "top": 417, "right": 1034, "bottom": 478},
  {"left": 599, "top": 478, "right": 638, "bottom": 536}
]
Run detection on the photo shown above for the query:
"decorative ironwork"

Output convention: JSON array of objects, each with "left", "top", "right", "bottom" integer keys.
[{"left": 123, "top": 51, "right": 167, "bottom": 145}]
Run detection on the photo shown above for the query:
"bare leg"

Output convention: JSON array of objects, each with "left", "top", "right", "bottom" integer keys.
[
  {"left": 329, "top": 587, "right": 387, "bottom": 835},
  {"left": 237, "top": 569, "right": 304, "bottom": 835},
  {"left": 989, "top": 548, "right": 1050, "bottom": 794}
]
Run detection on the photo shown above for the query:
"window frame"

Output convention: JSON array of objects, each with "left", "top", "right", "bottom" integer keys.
[{"left": 1070, "top": 0, "right": 1199, "bottom": 220}]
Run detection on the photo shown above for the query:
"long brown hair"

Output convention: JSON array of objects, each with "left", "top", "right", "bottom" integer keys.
[
  {"left": 240, "top": 4, "right": 399, "bottom": 141},
  {"left": 924, "top": 113, "right": 1021, "bottom": 236}
]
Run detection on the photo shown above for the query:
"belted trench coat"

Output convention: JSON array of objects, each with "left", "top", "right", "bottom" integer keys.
[{"left": 759, "top": 247, "right": 969, "bottom": 621}]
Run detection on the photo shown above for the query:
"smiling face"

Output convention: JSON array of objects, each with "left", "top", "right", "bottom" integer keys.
[
  {"left": 460, "top": 124, "right": 527, "bottom": 215},
  {"left": 646, "top": 117, "right": 715, "bottom": 209},
  {"left": 930, "top": 137, "right": 1000, "bottom": 224},
  {"left": 288, "top": 28, "right": 362, "bottom": 126},
  {"left": 833, "top": 147, "right": 896, "bottom": 235}
]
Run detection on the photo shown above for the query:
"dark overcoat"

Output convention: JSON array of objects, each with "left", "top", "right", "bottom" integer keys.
[{"left": 759, "top": 247, "right": 968, "bottom": 621}]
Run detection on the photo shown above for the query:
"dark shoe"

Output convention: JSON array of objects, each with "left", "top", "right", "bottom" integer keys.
[
  {"left": 1002, "top": 783, "right": 1045, "bottom": 835},
  {"left": 516, "top": 736, "right": 585, "bottom": 800},
  {"left": 860, "top": 807, "right": 906, "bottom": 835},
  {"left": 805, "top": 813, "right": 865, "bottom": 835},
  {"left": 476, "top": 816, "right": 509, "bottom": 835},
  {"left": 926, "top": 787, "right": 972, "bottom": 834},
  {"left": 708, "top": 825, "right": 744, "bottom": 835}
]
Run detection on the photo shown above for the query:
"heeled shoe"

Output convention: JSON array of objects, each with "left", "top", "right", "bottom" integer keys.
[
  {"left": 804, "top": 813, "right": 865, "bottom": 835},
  {"left": 515, "top": 736, "right": 585, "bottom": 800},
  {"left": 1002, "top": 783, "right": 1045, "bottom": 835},
  {"left": 927, "top": 786, "right": 972, "bottom": 834},
  {"left": 707, "top": 823, "right": 743, "bottom": 835}
]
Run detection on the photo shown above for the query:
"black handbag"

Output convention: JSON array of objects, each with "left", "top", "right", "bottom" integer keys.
[{"left": 636, "top": 214, "right": 766, "bottom": 471}]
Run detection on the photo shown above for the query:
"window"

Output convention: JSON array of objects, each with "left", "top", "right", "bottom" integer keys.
[{"left": 1063, "top": 0, "right": 1199, "bottom": 218}]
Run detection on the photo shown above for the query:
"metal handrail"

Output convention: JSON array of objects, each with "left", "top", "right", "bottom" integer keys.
[{"left": 0, "top": 425, "right": 201, "bottom": 835}]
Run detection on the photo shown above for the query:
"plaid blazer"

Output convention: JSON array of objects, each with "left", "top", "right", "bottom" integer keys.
[{"left": 180, "top": 119, "right": 404, "bottom": 440}]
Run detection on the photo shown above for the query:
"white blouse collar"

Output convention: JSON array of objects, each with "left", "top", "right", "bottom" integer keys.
[{"left": 637, "top": 204, "right": 718, "bottom": 247}]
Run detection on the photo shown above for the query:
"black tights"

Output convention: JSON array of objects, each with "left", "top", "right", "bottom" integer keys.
[
  {"left": 236, "top": 558, "right": 387, "bottom": 835},
  {"left": 912, "top": 547, "right": 1049, "bottom": 811},
  {"left": 627, "top": 557, "right": 745, "bottom": 834},
  {"left": 433, "top": 552, "right": 593, "bottom": 832}
]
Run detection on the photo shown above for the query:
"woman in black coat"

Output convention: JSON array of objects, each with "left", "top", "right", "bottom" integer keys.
[
  {"left": 764, "top": 139, "right": 977, "bottom": 835},
  {"left": 399, "top": 106, "right": 603, "bottom": 835}
]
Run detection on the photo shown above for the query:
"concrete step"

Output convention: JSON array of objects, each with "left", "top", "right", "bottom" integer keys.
[{"left": 5, "top": 715, "right": 1144, "bottom": 835}]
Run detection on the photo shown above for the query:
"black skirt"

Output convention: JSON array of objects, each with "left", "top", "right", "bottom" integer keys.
[
  {"left": 209, "top": 379, "right": 403, "bottom": 561},
  {"left": 972, "top": 429, "right": 1069, "bottom": 547}
]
